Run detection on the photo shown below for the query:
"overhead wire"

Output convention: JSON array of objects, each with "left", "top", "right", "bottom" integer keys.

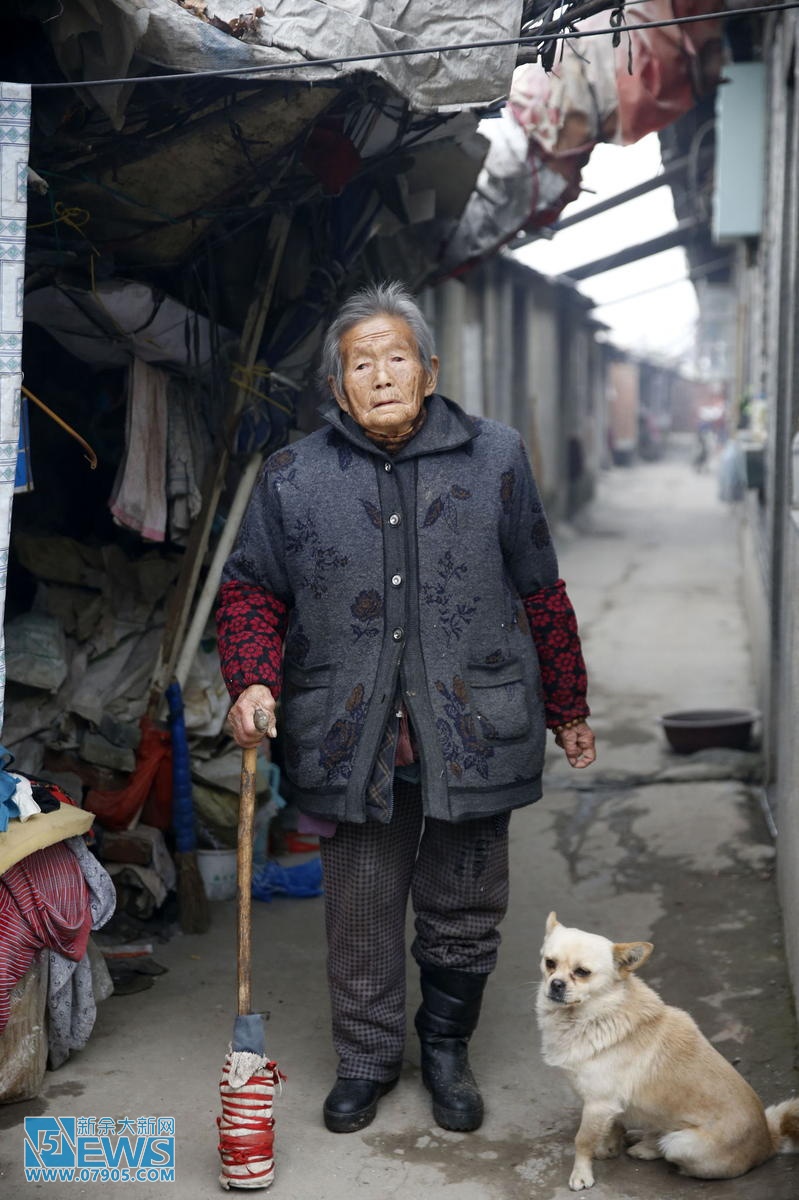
[
  {"left": 589, "top": 255, "right": 733, "bottom": 307},
  {"left": 19, "top": 1, "right": 775, "bottom": 340},
  {"left": 22, "top": 1, "right": 799, "bottom": 92}
]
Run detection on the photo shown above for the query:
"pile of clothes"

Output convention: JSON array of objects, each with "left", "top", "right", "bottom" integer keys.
[{"left": 0, "top": 749, "right": 116, "bottom": 1093}]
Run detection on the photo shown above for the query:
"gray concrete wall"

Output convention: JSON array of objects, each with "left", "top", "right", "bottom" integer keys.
[
  {"left": 738, "top": 492, "right": 770, "bottom": 718},
  {"left": 522, "top": 279, "right": 560, "bottom": 507},
  {"left": 778, "top": 515, "right": 799, "bottom": 989},
  {"left": 423, "top": 259, "right": 601, "bottom": 520},
  {"left": 735, "top": 14, "right": 799, "bottom": 1003},
  {"left": 426, "top": 262, "right": 692, "bottom": 524}
]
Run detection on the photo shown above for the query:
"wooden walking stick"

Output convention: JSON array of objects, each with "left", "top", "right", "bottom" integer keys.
[
  {"left": 217, "top": 708, "right": 282, "bottom": 1191},
  {"left": 237, "top": 710, "right": 269, "bottom": 1025}
]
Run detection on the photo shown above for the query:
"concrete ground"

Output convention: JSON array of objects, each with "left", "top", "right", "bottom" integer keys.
[{"left": 1, "top": 437, "right": 797, "bottom": 1199}]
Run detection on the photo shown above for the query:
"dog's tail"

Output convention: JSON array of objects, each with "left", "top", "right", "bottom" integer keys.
[{"left": 765, "top": 1098, "right": 799, "bottom": 1154}]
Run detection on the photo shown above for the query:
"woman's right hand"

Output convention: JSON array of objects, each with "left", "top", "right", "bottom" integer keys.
[{"left": 226, "top": 684, "right": 277, "bottom": 748}]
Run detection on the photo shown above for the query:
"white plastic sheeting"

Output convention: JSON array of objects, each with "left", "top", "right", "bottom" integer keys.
[
  {"left": 46, "top": 1, "right": 525, "bottom": 127},
  {"left": 441, "top": 110, "right": 533, "bottom": 271},
  {"left": 24, "top": 280, "right": 228, "bottom": 371}
]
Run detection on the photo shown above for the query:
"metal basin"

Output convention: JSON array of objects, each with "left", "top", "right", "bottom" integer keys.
[{"left": 660, "top": 708, "right": 760, "bottom": 754}]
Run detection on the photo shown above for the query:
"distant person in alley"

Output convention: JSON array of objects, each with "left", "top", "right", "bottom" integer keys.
[{"left": 216, "top": 281, "right": 596, "bottom": 1137}]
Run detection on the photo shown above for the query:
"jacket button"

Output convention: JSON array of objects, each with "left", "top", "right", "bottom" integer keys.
[
  {"left": 388, "top": 513, "right": 401, "bottom": 526},
  {"left": 391, "top": 574, "right": 402, "bottom": 586},
  {"left": 392, "top": 627, "right": 404, "bottom": 641},
  {"left": 384, "top": 461, "right": 393, "bottom": 472}
]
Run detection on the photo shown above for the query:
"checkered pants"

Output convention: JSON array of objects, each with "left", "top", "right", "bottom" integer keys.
[{"left": 319, "top": 779, "right": 510, "bottom": 1081}]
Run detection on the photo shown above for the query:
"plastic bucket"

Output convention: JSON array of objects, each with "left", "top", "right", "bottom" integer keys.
[{"left": 197, "top": 849, "right": 237, "bottom": 901}]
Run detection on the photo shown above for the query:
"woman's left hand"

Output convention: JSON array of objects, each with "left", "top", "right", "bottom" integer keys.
[{"left": 555, "top": 721, "right": 596, "bottom": 769}]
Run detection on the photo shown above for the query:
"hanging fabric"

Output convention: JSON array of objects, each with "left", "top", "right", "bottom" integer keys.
[
  {"left": 109, "top": 357, "right": 169, "bottom": 542},
  {"left": 0, "top": 82, "right": 31, "bottom": 735}
]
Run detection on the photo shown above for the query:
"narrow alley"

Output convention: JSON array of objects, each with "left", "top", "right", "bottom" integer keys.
[{"left": 1, "top": 436, "right": 796, "bottom": 1200}]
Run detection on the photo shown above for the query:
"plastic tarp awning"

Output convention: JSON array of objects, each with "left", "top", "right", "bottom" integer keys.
[
  {"left": 24, "top": 281, "right": 231, "bottom": 371},
  {"left": 443, "top": 0, "right": 734, "bottom": 269},
  {"left": 46, "top": 1, "right": 525, "bottom": 127}
]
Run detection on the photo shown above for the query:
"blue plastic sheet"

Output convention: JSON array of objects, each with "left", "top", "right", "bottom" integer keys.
[
  {"left": 165, "top": 681, "right": 195, "bottom": 854},
  {"left": 15, "top": 396, "right": 33, "bottom": 494},
  {"left": 0, "top": 745, "right": 19, "bottom": 832},
  {"left": 251, "top": 857, "right": 323, "bottom": 902}
]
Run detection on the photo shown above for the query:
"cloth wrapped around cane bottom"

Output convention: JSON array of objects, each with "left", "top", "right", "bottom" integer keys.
[{"left": 217, "top": 1051, "right": 281, "bottom": 1190}]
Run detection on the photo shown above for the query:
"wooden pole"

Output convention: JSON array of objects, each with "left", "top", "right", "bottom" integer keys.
[
  {"left": 174, "top": 451, "right": 263, "bottom": 689},
  {"left": 564, "top": 220, "right": 701, "bottom": 282},
  {"left": 147, "top": 210, "right": 291, "bottom": 713}
]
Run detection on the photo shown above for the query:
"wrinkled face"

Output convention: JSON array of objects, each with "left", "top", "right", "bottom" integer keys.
[
  {"left": 539, "top": 913, "right": 653, "bottom": 1007},
  {"left": 330, "top": 314, "right": 439, "bottom": 437}
]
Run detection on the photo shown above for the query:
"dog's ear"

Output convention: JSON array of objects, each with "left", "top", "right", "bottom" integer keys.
[
  {"left": 546, "top": 911, "right": 559, "bottom": 935},
  {"left": 613, "top": 941, "right": 653, "bottom": 975}
]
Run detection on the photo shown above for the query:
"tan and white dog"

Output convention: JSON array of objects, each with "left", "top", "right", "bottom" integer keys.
[{"left": 536, "top": 912, "right": 799, "bottom": 1191}]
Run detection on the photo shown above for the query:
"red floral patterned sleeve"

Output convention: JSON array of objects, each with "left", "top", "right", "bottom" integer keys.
[
  {"left": 523, "top": 578, "right": 590, "bottom": 730},
  {"left": 216, "top": 580, "right": 289, "bottom": 701}
]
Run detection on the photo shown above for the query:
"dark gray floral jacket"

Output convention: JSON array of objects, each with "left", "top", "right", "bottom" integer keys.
[{"left": 220, "top": 394, "right": 566, "bottom": 823}]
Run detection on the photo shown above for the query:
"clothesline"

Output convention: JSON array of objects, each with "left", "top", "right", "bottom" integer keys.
[{"left": 24, "top": 2, "right": 799, "bottom": 91}]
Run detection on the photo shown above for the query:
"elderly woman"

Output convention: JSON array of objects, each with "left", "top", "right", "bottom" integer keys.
[{"left": 216, "top": 282, "right": 595, "bottom": 1137}]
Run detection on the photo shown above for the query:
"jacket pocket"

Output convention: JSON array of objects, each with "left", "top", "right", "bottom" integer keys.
[
  {"left": 282, "top": 661, "right": 338, "bottom": 748},
  {"left": 464, "top": 659, "right": 531, "bottom": 742}
]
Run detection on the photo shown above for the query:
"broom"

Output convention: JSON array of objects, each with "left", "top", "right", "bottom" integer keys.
[
  {"left": 218, "top": 707, "right": 282, "bottom": 1190},
  {"left": 165, "top": 680, "right": 210, "bottom": 935}
]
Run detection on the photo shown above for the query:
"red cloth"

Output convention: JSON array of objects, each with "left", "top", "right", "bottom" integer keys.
[
  {"left": 0, "top": 841, "right": 92, "bottom": 1035},
  {"left": 84, "top": 717, "right": 171, "bottom": 831}
]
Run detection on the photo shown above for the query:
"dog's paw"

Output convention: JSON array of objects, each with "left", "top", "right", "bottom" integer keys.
[
  {"left": 627, "top": 1139, "right": 662, "bottom": 1161},
  {"left": 569, "top": 1166, "right": 595, "bottom": 1190}
]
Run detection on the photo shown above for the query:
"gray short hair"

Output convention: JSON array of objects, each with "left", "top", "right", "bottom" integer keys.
[{"left": 320, "top": 281, "right": 436, "bottom": 396}]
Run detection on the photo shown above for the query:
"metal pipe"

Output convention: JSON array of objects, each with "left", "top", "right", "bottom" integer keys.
[
  {"left": 552, "top": 155, "right": 702, "bottom": 230},
  {"left": 511, "top": 152, "right": 712, "bottom": 250},
  {"left": 561, "top": 219, "right": 702, "bottom": 281}
]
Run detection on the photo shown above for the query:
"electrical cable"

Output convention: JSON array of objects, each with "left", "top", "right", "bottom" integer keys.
[
  {"left": 588, "top": 255, "right": 732, "bottom": 306},
  {"left": 22, "top": 1, "right": 799, "bottom": 92}
]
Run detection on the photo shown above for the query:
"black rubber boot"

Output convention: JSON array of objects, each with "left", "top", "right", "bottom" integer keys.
[
  {"left": 414, "top": 964, "right": 487, "bottom": 1132},
  {"left": 323, "top": 1077, "right": 398, "bottom": 1133}
]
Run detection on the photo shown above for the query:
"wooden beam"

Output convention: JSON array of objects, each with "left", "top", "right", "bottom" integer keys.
[
  {"left": 552, "top": 154, "right": 710, "bottom": 231},
  {"left": 562, "top": 219, "right": 702, "bottom": 281},
  {"left": 147, "top": 209, "right": 291, "bottom": 712},
  {"left": 512, "top": 154, "right": 714, "bottom": 250}
]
